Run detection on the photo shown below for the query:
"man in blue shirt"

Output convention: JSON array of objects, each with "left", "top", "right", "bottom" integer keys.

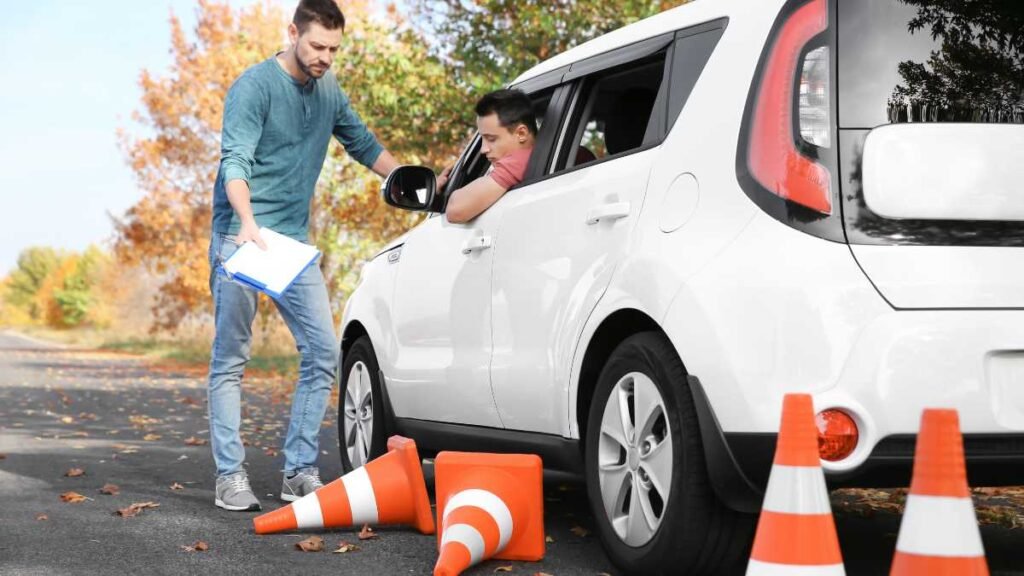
[{"left": 207, "top": 0, "right": 401, "bottom": 511}]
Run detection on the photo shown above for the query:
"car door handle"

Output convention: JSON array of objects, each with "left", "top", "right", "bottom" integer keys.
[
  {"left": 586, "top": 201, "right": 631, "bottom": 225},
  {"left": 461, "top": 235, "right": 493, "bottom": 255}
]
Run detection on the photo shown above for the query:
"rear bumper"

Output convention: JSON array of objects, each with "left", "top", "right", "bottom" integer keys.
[{"left": 725, "top": 432, "right": 1024, "bottom": 490}]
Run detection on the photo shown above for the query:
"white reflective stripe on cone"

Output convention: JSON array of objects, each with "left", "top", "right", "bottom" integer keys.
[
  {"left": 747, "top": 559, "right": 846, "bottom": 575},
  {"left": 293, "top": 492, "right": 324, "bottom": 529},
  {"left": 342, "top": 467, "right": 379, "bottom": 525},
  {"left": 895, "top": 495, "right": 985, "bottom": 557},
  {"left": 441, "top": 523, "right": 486, "bottom": 565},
  {"left": 442, "top": 489, "right": 514, "bottom": 552},
  {"left": 760, "top": 464, "right": 832, "bottom": 515}
]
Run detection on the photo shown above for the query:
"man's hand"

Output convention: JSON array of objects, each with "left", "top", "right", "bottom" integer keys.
[
  {"left": 436, "top": 165, "right": 453, "bottom": 191},
  {"left": 237, "top": 220, "right": 267, "bottom": 250}
]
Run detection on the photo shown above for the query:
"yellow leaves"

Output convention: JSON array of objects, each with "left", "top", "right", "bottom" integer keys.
[
  {"left": 142, "top": 433, "right": 162, "bottom": 441},
  {"left": 64, "top": 468, "right": 85, "bottom": 477},
  {"left": 99, "top": 484, "right": 121, "bottom": 496},
  {"left": 182, "top": 541, "right": 209, "bottom": 553},
  {"left": 295, "top": 536, "right": 324, "bottom": 552},
  {"left": 60, "top": 492, "right": 90, "bottom": 503},
  {"left": 170, "top": 482, "right": 185, "bottom": 491},
  {"left": 184, "top": 436, "right": 208, "bottom": 446},
  {"left": 332, "top": 541, "right": 360, "bottom": 554},
  {"left": 569, "top": 525, "right": 591, "bottom": 538},
  {"left": 116, "top": 501, "right": 160, "bottom": 518}
]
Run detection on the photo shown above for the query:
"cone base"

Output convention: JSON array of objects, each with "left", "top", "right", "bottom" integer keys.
[
  {"left": 388, "top": 435, "right": 436, "bottom": 535},
  {"left": 891, "top": 551, "right": 989, "bottom": 576}
]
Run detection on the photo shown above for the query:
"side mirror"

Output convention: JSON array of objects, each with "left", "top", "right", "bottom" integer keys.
[{"left": 381, "top": 166, "right": 437, "bottom": 212}]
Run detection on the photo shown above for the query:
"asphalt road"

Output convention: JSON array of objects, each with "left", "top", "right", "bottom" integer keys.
[{"left": 1, "top": 330, "right": 1022, "bottom": 576}]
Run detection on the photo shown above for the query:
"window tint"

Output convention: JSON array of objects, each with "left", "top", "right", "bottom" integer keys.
[
  {"left": 838, "top": 0, "right": 1024, "bottom": 128},
  {"left": 555, "top": 55, "right": 667, "bottom": 171}
]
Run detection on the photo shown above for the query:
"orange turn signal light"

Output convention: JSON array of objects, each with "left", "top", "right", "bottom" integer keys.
[{"left": 815, "top": 409, "right": 858, "bottom": 462}]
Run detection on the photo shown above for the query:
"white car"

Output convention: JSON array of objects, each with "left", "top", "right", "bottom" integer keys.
[{"left": 338, "top": 0, "right": 1024, "bottom": 573}]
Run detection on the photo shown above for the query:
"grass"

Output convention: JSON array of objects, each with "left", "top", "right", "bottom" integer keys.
[{"left": 5, "top": 324, "right": 301, "bottom": 378}]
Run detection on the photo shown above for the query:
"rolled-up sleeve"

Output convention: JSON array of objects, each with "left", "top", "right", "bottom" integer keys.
[
  {"left": 220, "top": 75, "right": 267, "bottom": 184},
  {"left": 333, "top": 88, "right": 384, "bottom": 169}
]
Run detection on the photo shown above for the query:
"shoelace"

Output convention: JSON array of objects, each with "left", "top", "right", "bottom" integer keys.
[
  {"left": 305, "top": 470, "right": 324, "bottom": 490},
  {"left": 228, "top": 474, "right": 252, "bottom": 494}
]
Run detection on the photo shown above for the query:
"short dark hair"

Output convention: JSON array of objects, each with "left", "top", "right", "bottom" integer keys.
[
  {"left": 475, "top": 89, "right": 537, "bottom": 136},
  {"left": 293, "top": 0, "right": 345, "bottom": 34}
]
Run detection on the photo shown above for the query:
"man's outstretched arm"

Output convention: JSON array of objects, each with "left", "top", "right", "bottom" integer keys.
[{"left": 445, "top": 176, "right": 508, "bottom": 224}]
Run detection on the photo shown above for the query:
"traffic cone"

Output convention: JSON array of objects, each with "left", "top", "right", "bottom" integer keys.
[
  {"left": 253, "top": 435, "right": 434, "bottom": 535},
  {"left": 890, "top": 409, "right": 989, "bottom": 575},
  {"left": 432, "top": 451, "right": 544, "bottom": 576},
  {"left": 747, "top": 394, "right": 845, "bottom": 575}
]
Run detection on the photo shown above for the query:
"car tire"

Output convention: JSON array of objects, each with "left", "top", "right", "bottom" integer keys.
[
  {"left": 584, "top": 332, "right": 754, "bottom": 575},
  {"left": 338, "top": 336, "right": 389, "bottom": 473}
]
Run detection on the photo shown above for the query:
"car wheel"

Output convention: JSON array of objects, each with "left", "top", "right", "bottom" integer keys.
[
  {"left": 584, "top": 332, "right": 753, "bottom": 576},
  {"left": 338, "top": 336, "right": 388, "bottom": 472}
]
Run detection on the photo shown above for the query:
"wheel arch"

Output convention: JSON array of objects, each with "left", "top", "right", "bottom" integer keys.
[{"left": 574, "top": 307, "right": 763, "bottom": 514}]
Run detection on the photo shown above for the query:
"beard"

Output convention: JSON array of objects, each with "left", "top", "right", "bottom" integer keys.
[{"left": 296, "top": 55, "right": 328, "bottom": 80}]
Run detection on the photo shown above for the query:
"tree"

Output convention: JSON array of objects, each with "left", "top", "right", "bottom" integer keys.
[
  {"left": 115, "top": 0, "right": 286, "bottom": 331},
  {"left": 410, "top": 0, "right": 691, "bottom": 91},
  {"left": 5, "top": 247, "right": 62, "bottom": 321},
  {"left": 890, "top": 0, "right": 1024, "bottom": 122}
]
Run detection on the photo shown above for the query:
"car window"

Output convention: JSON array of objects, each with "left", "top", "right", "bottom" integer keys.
[
  {"left": 442, "top": 89, "right": 555, "bottom": 204},
  {"left": 554, "top": 54, "right": 668, "bottom": 172}
]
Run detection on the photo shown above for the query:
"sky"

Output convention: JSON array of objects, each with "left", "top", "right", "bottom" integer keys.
[{"left": 0, "top": 0, "right": 297, "bottom": 276}]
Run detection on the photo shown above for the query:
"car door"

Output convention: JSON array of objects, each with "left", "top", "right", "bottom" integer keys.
[
  {"left": 489, "top": 39, "right": 675, "bottom": 433},
  {"left": 385, "top": 139, "right": 504, "bottom": 427}
]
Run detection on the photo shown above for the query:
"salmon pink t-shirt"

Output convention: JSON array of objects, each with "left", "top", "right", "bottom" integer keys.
[{"left": 489, "top": 147, "right": 533, "bottom": 189}]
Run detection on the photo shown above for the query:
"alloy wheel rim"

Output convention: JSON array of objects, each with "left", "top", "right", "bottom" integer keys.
[
  {"left": 343, "top": 361, "right": 374, "bottom": 467},
  {"left": 597, "top": 371, "right": 673, "bottom": 547}
]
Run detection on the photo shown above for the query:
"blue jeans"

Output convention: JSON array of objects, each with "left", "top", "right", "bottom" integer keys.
[{"left": 206, "top": 234, "right": 338, "bottom": 477}]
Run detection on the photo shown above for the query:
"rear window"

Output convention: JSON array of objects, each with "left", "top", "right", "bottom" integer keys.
[{"left": 837, "top": 0, "right": 1024, "bottom": 128}]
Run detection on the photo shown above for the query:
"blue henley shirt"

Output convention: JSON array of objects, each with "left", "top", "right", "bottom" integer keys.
[{"left": 212, "top": 56, "right": 384, "bottom": 241}]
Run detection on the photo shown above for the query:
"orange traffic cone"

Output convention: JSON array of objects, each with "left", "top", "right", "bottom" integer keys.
[
  {"left": 253, "top": 435, "right": 434, "bottom": 535},
  {"left": 747, "top": 394, "right": 845, "bottom": 575},
  {"left": 432, "top": 451, "right": 544, "bottom": 576},
  {"left": 890, "top": 409, "right": 989, "bottom": 575}
]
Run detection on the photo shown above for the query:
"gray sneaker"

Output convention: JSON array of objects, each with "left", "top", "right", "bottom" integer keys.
[
  {"left": 215, "top": 471, "right": 261, "bottom": 511},
  {"left": 281, "top": 467, "right": 325, "bottom": 502}
]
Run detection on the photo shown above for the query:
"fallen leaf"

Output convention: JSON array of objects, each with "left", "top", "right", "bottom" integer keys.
[
  {"left": 545, "top": 535, "right": 555, "bottom": 543},
  {"left": 99, "top": 484, "right": 120, "bottom": 495},
  {"left": 60, "top": 491, "right": 90, "bottom": 503},
  {"left": 534, "top": 573, "right": 555, "bottom": 576},
  {"left": 295, "top": 536, "right": 324, "bottom": 552},
  {"left": 494, "top": 567, "right": 513, "bottom": 573},
  {"left": 117, "top": 501, "right": 160, "bottom": 518},
  {"left": 184, "top": 436, "right": 207, "bottom": 446},
  {"left": 570, "top": 525, "right": 591, "bottom": 538},
  {"left": 35, "top": 513, "right": 48, "bottom": 521},
  {"left": 60, "top": 416, "right": 74, "bottom": 424},
  {"left": 357, "top": 524, "right": 378, "bottom": 540},
  {"left": 332, "top": 541, "right": 359, "bottom": 553},
  {"left": 64, "top": 468, "right": 85, "bottom": 477},
  {"left": 170, "top": 482, "right": 185, "bottom": 491},
  {"left": 143, "top": 433, "right": 162, "bottom": 441},
  {"left": 182, "top": 540, "right": 209, "bottom": 552}
]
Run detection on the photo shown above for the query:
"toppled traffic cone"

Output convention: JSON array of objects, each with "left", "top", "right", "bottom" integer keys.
[
  {"left": 890, "top": 409, "right": 989, "bottom": 576},
  {"left": 253, "top": 435, "right": 434, "bottom": 535},
  {"left": 747, "top": 394, "right": 845, "bottom": 575},
  {"left": 433, "top": 451, "right": 544, "bottom": 576}
]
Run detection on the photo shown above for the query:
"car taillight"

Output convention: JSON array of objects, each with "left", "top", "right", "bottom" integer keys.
[
  {"left": 747, "top": 0, "right": 832, "bottom": 214},
  {"left": 816, "top": 409, "right": 858, "bottom": 461}
]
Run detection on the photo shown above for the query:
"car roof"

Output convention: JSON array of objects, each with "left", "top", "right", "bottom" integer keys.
[{"left": 511, "top": 0, "right": 746, "bottom": 85}]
